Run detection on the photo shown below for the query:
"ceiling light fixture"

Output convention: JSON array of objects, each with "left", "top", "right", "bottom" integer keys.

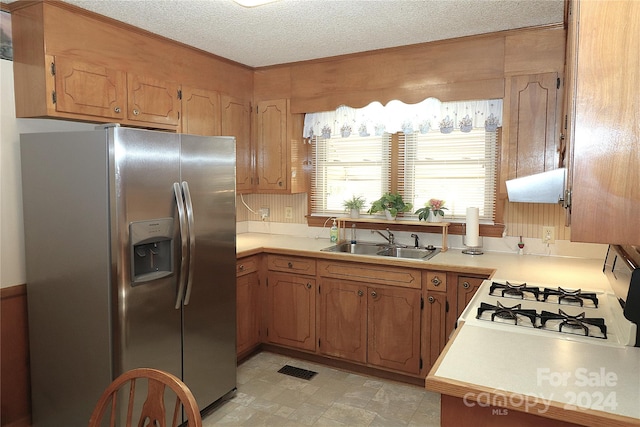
[{"left": 233, "top": 0, "right": 280, "bottom": 7}]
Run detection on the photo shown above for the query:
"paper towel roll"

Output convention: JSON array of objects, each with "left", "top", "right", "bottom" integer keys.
[{"left": 466, "top": 207, "right": 480, "bottom": 247}]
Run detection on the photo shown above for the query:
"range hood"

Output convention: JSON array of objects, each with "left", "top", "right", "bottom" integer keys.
[{"left": 506, "top": 168, "right": 566, "bottom": 204}]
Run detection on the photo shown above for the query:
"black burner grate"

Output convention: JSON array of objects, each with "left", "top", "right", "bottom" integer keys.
[{"left": 278, "top": 365, "right": 318, "bottom": 380}]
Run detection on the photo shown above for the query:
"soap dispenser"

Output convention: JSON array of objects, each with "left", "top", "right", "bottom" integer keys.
[{"left": 330, "top": 219, "right": 339, "bottom": 242}]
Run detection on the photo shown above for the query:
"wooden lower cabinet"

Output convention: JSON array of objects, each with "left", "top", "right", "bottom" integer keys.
[
  {"left": 266, "top": 272, "right": 316, "bottom": 351},
  {"left": 367, "top": 285, "right": 422, "bottom": 375},
  {"left": 424, "top": 291, "right": 447, "bottom": 370},
  {"left": 446, "top": 274, "right": 487, "bottom": 336},
  {"left": 317, "top": 261, "right": 422, "bottom": 376},
  {"left": 318, "top": 278, "right": 367, "bottom": 363},
  {"left": 236, "top": 256, "right": 261, "bottom": 357}
]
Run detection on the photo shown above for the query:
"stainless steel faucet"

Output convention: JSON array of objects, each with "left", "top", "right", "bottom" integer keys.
[{"left": 372, "top": 228, "right": 395, "bottom": 245}]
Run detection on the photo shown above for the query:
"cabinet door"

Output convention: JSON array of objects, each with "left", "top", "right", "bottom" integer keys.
[
  {"left": 318, "top": 279, "right": 367, "bottom": 363},
  {"left": 456, "top": 276, "right": 483, "bottom": 318},
  {"left": 127, "top": 73, "right": 180, "bottom": 126},
  {"left": 367, "top": 286, "right": 421, "bottom": 375},
  {"left": 182, "top": 86, "right": 221, "bottom": 136},
  {"left": 236, "top": 271, "right": 260, "bottom": 356},
  {"left": 424, "top": 291, "right": 447, "bottom": 370},
  {"left": 568, "top": 0, "right": 640, "bottom": 245},
  {"left": 505, "top": 72, "right": 561, "bottom": 181},
  {"left": 53, "top": 56, "right": 126, "bottom": 119},
  {"left": 255, "top": 99, "right": 288, "bottom": 191},
  {"left": 267, "top": 273, "right": 315, "bottom": 351},
  {"left": 222, "top": 95, "right": 252, "bottom": 193}
]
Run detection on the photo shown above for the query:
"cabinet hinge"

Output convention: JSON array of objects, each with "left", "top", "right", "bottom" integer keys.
[
  {"left": 50, "top": 62, "right": 56, "bottom": 76},
  {"left": 318, "top": 339, "right": 321, "bottom": 347},
  {"left": 52, "top": 91, "right": 57, "bottom": 104},
  {"left": 420, "top": 296, "right": 424, "bottom": 310},
  {"left": 266, "top": 328, "right": 269, "bottom": 337},
  {"left": 177, "top": 89, "right": 182, "bottom": 100},
  {"left": 557, "top": 77, "right": 561, "bottom": 89},
  {"left": 445, "top": 300, "right": 449, "bottom": 313},
  {"left": 256, "top": 105, "right": 258, "bottom": 114},
  {"left": 318, "top": 284, "right": 321, "bottom": 294},
  {"left": 420, "top": 358, "right": 423, "bottom": 370}
]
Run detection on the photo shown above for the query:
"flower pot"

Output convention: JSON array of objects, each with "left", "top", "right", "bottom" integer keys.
[
  {"left": 350, "top": 209, "right": 360, "bottom": 219},
  {"left": 429, "top": 210, "right": 443, "bottom": 222},
  {"left": 384, "top": 210, "right": 396, "bottom": 221}
]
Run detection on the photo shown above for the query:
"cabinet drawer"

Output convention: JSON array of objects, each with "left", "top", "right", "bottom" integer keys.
[
  {"left": 424, "top": 271, "right": 447, "bottom": 292},
  {"left": 318, "top": 260, "right": 420, "bottom": 289},
  {"left": 267, "top": 255, "right": 316, "bottom": 276},
  {"left": 236, "top": 256, "right": 259, "bottom": 276}
]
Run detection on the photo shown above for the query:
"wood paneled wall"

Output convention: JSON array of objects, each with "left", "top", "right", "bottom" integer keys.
[
  {"left": 1, "top": 285, "right": 31, "bottom": 427},
  {"left": 254, "top": 25, "right": 566, "bottom": 113},
  {"left": 503, "top": 201, "right": 570, "bottom": 240},
  {"left": 237, "top": 193, "right": 308, "bottom": 224}
]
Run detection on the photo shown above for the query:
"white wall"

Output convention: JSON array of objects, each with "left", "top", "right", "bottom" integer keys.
[{"left": 0, "top": 59, "right": 95, "bottom": 288}]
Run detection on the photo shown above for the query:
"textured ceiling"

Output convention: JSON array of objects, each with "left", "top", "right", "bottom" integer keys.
[{"left": 6, "top": 0, "right": 565, "bottom": 67}]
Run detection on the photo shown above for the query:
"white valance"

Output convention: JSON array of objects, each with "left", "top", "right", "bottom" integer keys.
[{"left": 303, "top": 98, "right": 503, "bottom": 138}]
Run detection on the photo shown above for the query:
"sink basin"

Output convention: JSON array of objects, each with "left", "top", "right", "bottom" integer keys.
[
  {"left": 321, "top": 242, "right": 440, "bottom": 261},
  {"left": 377, "top": 246, "right": 440, "bottom": 260},
  {"left": 321, "top": 242, "right": 386, "bottom": 255}
]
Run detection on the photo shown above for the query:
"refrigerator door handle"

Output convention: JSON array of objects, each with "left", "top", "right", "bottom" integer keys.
[
  {"left": 181, "top": 181, "right": 196, "bottom": 305},
  {"left": 173, "top": 182, "right": 189, "bottom": 309}
]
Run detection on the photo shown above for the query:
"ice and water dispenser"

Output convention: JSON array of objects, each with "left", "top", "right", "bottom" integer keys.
[{"left": 130, "top": 218, "right": 174, "bottom": 284}]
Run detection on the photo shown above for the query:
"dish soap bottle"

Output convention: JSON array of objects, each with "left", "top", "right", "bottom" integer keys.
[{"left": 330, "top": 219, "right": 339, "bottom": 242}]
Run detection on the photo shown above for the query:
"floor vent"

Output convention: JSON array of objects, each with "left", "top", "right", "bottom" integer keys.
[{"left": 277, "top": 365, "right": 318, "bottom": 380}]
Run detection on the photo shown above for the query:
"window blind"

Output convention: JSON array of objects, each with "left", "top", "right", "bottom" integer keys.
[
  {"left": 403, "top": 128, "right": 498, "bottom": 220},
  {"left": 310, "top": 133, "right": 390, "bottom": 216}
]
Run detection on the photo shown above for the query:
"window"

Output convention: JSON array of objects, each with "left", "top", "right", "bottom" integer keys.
[
  {"left": 403, "top": 128, "right": 498, "bottom": 220},
  {"left": 306, "top": 99, "right": 502, "bottom": 222}
]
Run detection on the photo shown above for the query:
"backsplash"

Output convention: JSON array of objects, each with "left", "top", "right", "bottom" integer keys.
[{"left": 236, "top": 193, "right": 308, "bottom": 223}]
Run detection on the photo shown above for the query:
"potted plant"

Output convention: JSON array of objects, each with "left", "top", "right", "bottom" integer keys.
[
  {"left": 342, "top": 195, "right": 366, "bottom": 218},
  {"left": 415, "top": 198, "right": 448, "bottom": 222},
  {"left": 368, "top": 193, "right": 412, "bottom": 220}
]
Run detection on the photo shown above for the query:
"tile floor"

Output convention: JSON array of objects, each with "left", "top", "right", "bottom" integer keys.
[{"left": 202, "top": 352, "right": 441, "bottom": 426}]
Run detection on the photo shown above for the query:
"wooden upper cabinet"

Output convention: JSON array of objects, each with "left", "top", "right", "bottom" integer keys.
[
  {"left": 52, "top": 56, "right": 126, "bottom": 120},
  {"left": 504, "top": 72, "right": 562, "bottom": 182},
  {"left": 222, "top": 95, "right": 252, "bottom": 193},
  {"left": 127, "top": 74, "right": 180, "bottom": 127},
  {"left": 566, "top": 0, "right": 640, "bottom": 245},
  {"left": 256, "top": 99, "right": 288, "bottom": 191},
  {"left": 254, "top": 99, "right": 307, "bottom": 194},
  {"left": 181, "top": 87, "right": 221, "bottom": 136}
]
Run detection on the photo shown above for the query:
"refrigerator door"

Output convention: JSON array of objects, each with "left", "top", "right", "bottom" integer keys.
[
  {"left": 180, "top": 134, "right": 237, "bottom": 408},
  {"left": 111, "top": 128, "right": 183, "bottom": 379}
]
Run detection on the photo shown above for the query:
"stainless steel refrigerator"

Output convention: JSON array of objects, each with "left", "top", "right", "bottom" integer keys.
[{"left": 21, "top": 126, "right": 237, "bottom": 426}]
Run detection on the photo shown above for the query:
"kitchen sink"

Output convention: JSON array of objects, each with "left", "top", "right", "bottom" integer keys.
[
  {"left": 376, "top": 246, "right": 440, "bottom": 260},
  {"left": 321, "top": 242, "right": 440, "bottom": 261},
  {"left": 321, "top": 242, "right": 387, "bottom": 255}
]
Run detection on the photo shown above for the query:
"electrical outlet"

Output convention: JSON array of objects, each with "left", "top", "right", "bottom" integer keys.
[
  {"left": 542, "top": 226, "right": 555, "bottom": 244},
  {"left": 260, "top": 207, "right": 270, "bottom": 220},
  {"left": 284, "top": 206, "right": 293, "bottom": 219}
]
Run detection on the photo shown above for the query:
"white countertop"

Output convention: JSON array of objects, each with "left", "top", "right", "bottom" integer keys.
[
  {"left": 237, "top": 232, "right": 612, "bottom": 291},
  {"left": 237, "top": 232, "right": 640, "bottom": 425}
]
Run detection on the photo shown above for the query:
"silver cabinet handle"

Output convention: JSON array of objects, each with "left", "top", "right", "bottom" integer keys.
[
  {"left": 463, "top": 281, "right": 470, "bottom": 289},
  {"left": 173, "top": 182, "right": 188, "bottom": 309},
  {"left": 288, "top": 262, "right": 293, "bottom": 268},
  {"left": 133, "top": 109, "right": 140, "bottom": 116},
  {"left": 306, "top": 282, "right": 312, "bottom": 289},
  {"left": 182, "top": 181, "right": 195, "bottom": 305},
  {"left": 238, "top": 264, "right": 245, "bottom": 271},
  {"left": 371, "top": 291, "right": 377, "bottom": 298},
  {"left": 431, "top": 276, "right": 442, "bottom": 286},
  {"left": 114, "top": 107, "right": 121, "bottom": 113},
  {"left": 428, "top": 296, "right": 435, "bottom": 303},
  {"left": 357, "top": 290, "right": 364, "bottom": 297}
]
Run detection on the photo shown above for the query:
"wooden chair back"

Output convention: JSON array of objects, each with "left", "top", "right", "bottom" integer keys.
[{"left": 88, "top": 367, "right": 202, "bottom": 427}]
